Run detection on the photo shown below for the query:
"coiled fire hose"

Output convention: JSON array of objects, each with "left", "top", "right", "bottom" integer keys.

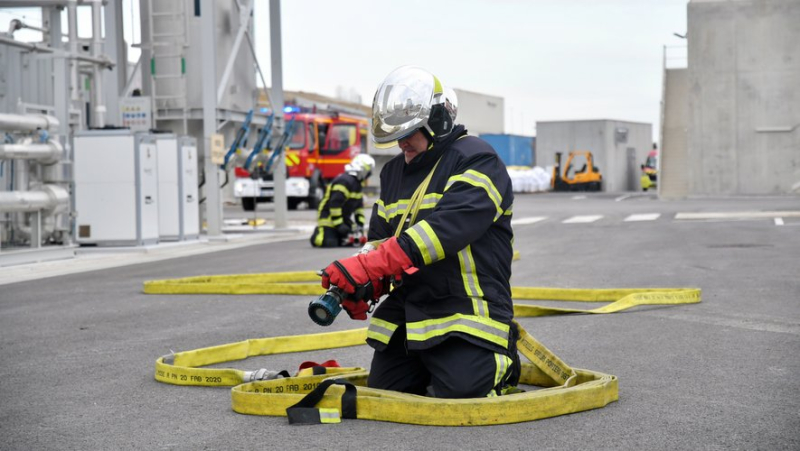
[{"left": 145, "top": 271, "right": 700, "bottom": 426}]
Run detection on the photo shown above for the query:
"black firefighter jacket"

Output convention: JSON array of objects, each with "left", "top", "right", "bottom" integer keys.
[
  {"left": 366, "top": 125, "right": 515, "bottom": 355},
  {"left": 316, "top": 172, "right": 366, "bottom": 231}
]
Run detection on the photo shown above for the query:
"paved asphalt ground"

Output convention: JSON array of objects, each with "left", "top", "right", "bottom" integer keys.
[{"left": 1, "top": 192, "right": 798, "bottom": 450}]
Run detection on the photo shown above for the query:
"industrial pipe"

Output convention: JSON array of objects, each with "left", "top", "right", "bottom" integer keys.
[
  {"left": 0, "top": 184, "right": 70, "bottom": 213},
  {"left": 0, "top": 35, "right": 114, "bottom": 68},
  {"left": 0, "top": 139, "right": 63, "bottom": 165},
  {"left": 67, "top": 0, "right": 80, "bottom": 102},
  {"left": 90, "top": 0, "right": 106, "bottom": 127},
  {"left": 0, "top": 113, "right": 60, "bottom": 132}
]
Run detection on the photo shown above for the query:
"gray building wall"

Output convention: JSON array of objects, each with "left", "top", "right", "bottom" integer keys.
[
  {"left": 687, "top": 0, "right": 800, "bottom": 194},
  {"left": 537, "top": 120, "right": 652, "bottom": 192},
  {"left": 453, "top": 88, "right": 504, "bottom": 135},
  {"left": 660, "top": 68, "right": 690, "bottom": 199}
]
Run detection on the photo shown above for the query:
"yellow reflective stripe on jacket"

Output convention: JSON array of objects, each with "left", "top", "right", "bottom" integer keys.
[
  {"left": 349, "top": 192, "right": 363, "bottom": 200},
  {"left": 406, "top": 313, "right": 510, "bottom": 349},
  {"left": 329, "top": 207, "right": 342, "bottom": 216},
  {"left": 317, "top": 217, "right": 343, "bottom": 227},
  {"left": 445, "top": 170, "right": 504, "bottom": 220},
  {"left": 405, "top": 220, "right": 444, "bottom": 265},
  {"left": 458, "top": 245, "right": 484, "bottom": 297},
  {"left": 332, "top": 185, "right": 351, "bottom": 196},
  {"left": 376, "top": 194, "right": 442, "bottom": 222},
  {"left": 367, "top": 317, "right": 399, "bottom": 345}
]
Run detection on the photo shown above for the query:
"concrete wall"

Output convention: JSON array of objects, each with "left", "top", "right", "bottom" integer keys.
[
  {"left": 536, "top": 120, "right": 652, "bottom": 192},
  {"left": 660, "top": 68, "right": 690, "bottom": 199},
  {"left": 453, "top": 88, "right": 504, "bottom": 135},
  {"left": 688, "top": 0, "right": 800, "bottom": 194}
]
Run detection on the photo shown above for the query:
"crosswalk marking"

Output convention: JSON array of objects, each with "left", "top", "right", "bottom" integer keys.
[
  {"left": 624, "top": 213, "right": 661, "bottom": 222},
  {"left": 675, "top": 211, "right": 800, "bottom": 220},
  {"left": 563, "top": 215, "right": 603, "bottom": 224},
  {"left": 511, "top": 216, "right": 548, "bottom": 226}
]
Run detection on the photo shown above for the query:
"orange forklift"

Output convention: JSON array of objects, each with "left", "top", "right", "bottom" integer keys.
[{"left": 551, "top": 151, "right": 603, "bottom": 191}]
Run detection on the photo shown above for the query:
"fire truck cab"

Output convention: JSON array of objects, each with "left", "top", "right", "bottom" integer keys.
[{"left": 233, "top": 110, "right": 368, "bottom": 211}]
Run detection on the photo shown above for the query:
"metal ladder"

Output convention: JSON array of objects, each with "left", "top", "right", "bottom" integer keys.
[{"left": 147, "top": 0, "right": 189, "bottom": 123}]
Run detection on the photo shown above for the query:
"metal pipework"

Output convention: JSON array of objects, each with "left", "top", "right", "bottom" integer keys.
[
  {"left": 67, "top": 0, "right": 80, "bottom": 102},
  {"left": 0, "top": 113, "right": 60, "bottom": 132},
  {"left": 0, "top": 35, "right": 114, "bottom": 68},
  {"left": 0, "top": 184, "right": 70, "bottom": 213},
  {"left": 90, "top": 0, "right": 106, "bottom": 127},
  {"left": 0, "top": 139, "right": 64, "bottom": 165}
]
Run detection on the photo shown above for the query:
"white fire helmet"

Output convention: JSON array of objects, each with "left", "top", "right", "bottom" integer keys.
[{"left": 346, "top": 154, "right": 376, "bottom": 181}]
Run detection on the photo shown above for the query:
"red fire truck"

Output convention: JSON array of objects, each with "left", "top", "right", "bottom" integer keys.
[{"left": 233, "top": 110, "right": 369, "bottom": 210}]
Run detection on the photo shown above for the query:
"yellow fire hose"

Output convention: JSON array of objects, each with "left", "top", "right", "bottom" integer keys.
[{"left": 146, "top": 271, "right": 700, "bottom": 426}]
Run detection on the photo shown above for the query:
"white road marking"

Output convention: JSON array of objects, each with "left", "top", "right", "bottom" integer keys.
[
  {"left": 675, "top": 211, "right": 800, "bottom": 220},
  {"left": 774, "top": 217, "right": 784, "bottom": 226},
  {"left": 624, "top": 213, "right": 661, "bottom": 222},
  {"left": 571, "top": 195, "right": 587, "bottom": 200},
  {"left": 511, "top": 216, "right": 548, "bottom": 226},
  {"left": 563, "top": 215, "right": 603, "bottom": 224}
]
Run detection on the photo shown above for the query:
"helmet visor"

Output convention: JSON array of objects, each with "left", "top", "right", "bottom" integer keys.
[{"left": 371, "top": 66, "right": 435, "bottom": 145}]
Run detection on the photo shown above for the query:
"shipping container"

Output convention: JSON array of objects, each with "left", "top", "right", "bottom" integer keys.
[{"left": 480, "top": 134, "right": 535, "bottom": 167}]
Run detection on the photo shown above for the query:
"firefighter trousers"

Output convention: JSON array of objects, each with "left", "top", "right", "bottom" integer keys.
[
  {"left": 367, "top": 325, "right": 520, "bottom": 398},
  {"left": 310, "top": 226, "right": 344, "bottom": 248}
]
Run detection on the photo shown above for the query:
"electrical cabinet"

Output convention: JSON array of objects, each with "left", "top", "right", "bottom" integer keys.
[
  {"left": 154, "top": 134, "right": 199, "bottom": 241},
  {"left": 73, "top": 130, "right": 159, "bottom": 246},
  {"left": 178, "top": 137, "right": 200, "bottom": 239},
  {"left": 154, "top": 134, "right": 180, "bottom": 241}
]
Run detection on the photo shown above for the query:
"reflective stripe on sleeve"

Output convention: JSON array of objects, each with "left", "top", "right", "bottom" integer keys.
[
  {"left": 332, "top": 185, "right": 351, "bottom": 196},
  {"left": 445, "top": 170, "right": 504, "bottom": 220},
  {"left": 376, "top": 200, "right": 387, "bottom": 220},
  {"left": 367, "top": 317, "right": 399, "bottom": 345},
  {"left": 329, "top": 208, "right": 342, "bottom": 216},
  {"left": 404, "top": 220, "right": 444, "bottom": 265}
]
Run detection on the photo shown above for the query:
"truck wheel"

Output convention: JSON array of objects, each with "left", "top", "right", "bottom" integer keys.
[
  {"left": 307, "top": 173, "right": 324, "bottom": 210},
  {"left": 288, "top": 198, "right": 301, "bottom": 210},
  {"left": 242, "top": 197, "right": 256, "bottom": 211}
]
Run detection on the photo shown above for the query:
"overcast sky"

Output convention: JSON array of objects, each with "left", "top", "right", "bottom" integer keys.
[
  {"left": 2, "top": 0, "right": 688, "bottom": 140},
  {"left": 255, "top": 0, "right": 689, "bottom": 140}
]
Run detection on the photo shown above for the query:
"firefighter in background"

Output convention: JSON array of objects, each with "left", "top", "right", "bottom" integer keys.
[
  {"left": 310, "top": 154, "right": 375, "bottom": 248},
  {"left": 320, "top": 66, "right": 520, "bottom": 398}
]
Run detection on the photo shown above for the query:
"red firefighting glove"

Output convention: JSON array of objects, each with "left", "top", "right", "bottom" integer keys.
[
  {"left": 341, "top": 299, "right": 370, "bottom": 320},
  {"left": 320, "top": 237, "right": 416, "bottom": 301}
]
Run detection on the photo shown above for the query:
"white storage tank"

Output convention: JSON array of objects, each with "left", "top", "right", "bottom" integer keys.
[{"left": 73, "top": 130, "right": 160, "bottom": 246}]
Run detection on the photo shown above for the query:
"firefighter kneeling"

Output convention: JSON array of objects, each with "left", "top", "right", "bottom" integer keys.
[
  {"left": 319, "top": 66, "right": 521, "bottom": 399},
  {"left": 310, "top": 154, "right": 375, "bottom": 248}
]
